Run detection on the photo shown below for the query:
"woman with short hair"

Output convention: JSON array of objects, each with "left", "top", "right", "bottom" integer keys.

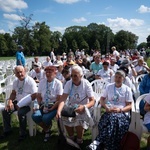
[
  {"left": 87, "top": 70, "right": 133, "bottom": 150},
  {"left": 56, "top": 65, "right": 95, "bottom": 144},
  {"left": 32, "top": 66, "right": 63, "bottom": 142}
]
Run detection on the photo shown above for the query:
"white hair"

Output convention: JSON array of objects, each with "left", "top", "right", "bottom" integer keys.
[{"left": 71, "top": 65, "right": 83, "bottom": 76}]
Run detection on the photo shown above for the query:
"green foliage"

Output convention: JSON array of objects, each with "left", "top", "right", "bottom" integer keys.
[
  {"left": 137, "top": 42, "right": 147, "bottom": 50},
  {"left": 0, "top": 13, "right": 149, "bottom": 56}
]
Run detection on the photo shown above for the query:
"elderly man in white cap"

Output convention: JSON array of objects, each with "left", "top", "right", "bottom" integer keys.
[{"left": 29, "top": 63, "right": 45, "bottom": 83}]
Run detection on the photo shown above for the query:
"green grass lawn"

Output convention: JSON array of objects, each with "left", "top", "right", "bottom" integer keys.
[
  {"left": 0, "top": 116, "right": 92, "bottom": 150},
  {"left": 0, "top": 112, "right": 149, "bottom": 150}
]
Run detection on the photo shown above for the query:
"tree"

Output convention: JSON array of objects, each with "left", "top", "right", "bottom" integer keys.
[
  {"left": 137, "top": 42, "right": 147, "bottom": 50},
  {"left": 80, "top": 40, "right": 89, "bottom": 50},
  {"left": 0, "top": 34, "right": 8, "bottom": 55},
  {"left": 147, "top": 35, "right": 150, "bottom": 47},
  {"left": 72, "top": 39, "right": 78, "bottom": 51},
  {"left": 94, "top": 40, "right": 100, "bottom": 50},
  {"left": 114, "top": 30, "right": 138, "bottom": 50},
  {"left": 32, "top": 22, "right": 51, "bottom": 55},
  {"left": 50, "top": 31, "right": 62, "bottom": 54},
  {"left": 59, "top": 37, "right": 68, "bottom": 54},
  {"left": 4, "top": 33, "right": 16, "bottom": 56}
]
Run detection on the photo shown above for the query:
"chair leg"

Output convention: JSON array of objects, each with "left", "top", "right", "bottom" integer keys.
[{"left": 27, "top": 111, "right": 36, "bottom": 136}]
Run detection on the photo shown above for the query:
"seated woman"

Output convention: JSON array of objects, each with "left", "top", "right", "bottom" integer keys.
[
  {"left": 95, "top": 61, "right": 114, "bottom": 82},
  {"left": 87, "top": 70, "right": 133, "bottom": 150},
  {"left": 32, "top": 66, "right": 63, "bottom": 142},
  {"left": 56, "top": 65, "right": 95, "bottom": 144},
  {"left": 135, "top": 57, "right": 149, "bottom": 75}
]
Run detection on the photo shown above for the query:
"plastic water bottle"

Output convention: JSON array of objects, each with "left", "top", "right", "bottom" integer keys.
[
  {"left": 33, "top": 100, "right": 39, "bottom": 111},
  {"left": 106, "top": 101, "right": 112, "bottom": 108},
  {"left": 43, "top": 101, "right": 49, "bottom": 113}
]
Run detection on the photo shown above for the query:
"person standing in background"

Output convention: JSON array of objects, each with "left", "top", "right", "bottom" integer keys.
[
  {"left": 16, "top": 45, "right": 26, "bottom": 67},
  {"left": 50, "top": 49, "right": 55, "bottom": 63}
]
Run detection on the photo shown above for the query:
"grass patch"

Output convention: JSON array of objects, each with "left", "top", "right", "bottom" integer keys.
[{"left": 0, "top": 116, "right": 92, "bottom": 150}]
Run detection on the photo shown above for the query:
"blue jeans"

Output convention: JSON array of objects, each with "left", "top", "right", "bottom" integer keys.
[
  {"left": 2, "top": 105, "right": 30, "bottom": 136},
  {"left": 32, "top": 109, "right": 57, "bottom": 126},
  {"left": 144, "top": 123, "right": 150, "bottom": 132},
  {"left": 139, "top": 100, "right": 146, "bottom": 116}
]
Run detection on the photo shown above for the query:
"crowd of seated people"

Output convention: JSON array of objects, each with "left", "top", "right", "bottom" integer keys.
[{"left": 0, "top": 47, "right": 150, "bottom": 149}]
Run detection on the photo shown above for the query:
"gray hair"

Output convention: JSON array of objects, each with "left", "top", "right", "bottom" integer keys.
[
  {"left": 71, "top": 65, "right": 83, "bottom": 76},
  {"left": 115, "top": 70, "right": 125, "bottom": 78}
]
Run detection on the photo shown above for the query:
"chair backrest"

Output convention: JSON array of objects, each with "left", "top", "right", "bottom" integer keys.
[
  {"left": 135, "top": 93, "right": 149, "bottom": 111},
  {"left": 135, "top": 74, "right": 145, "bottom": 85},
  {"left": 90, "top": 79, "right": 108, "bottom": 96},
  {"left": 5, "top": 84, "right": 13, "bottom": 100}
]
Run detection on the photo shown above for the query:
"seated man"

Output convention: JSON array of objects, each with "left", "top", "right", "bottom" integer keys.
[
  {"left": 31, "top": 56, "right": 42, "bottom": 70},
  {"left": 0, "top": 66, "right": 37, "bottom": 141},
  {"left": 29, "top": 63, "right": 45, "bottom": 83},
  {"left": 42, "top": 56, "right": 52, "bottom": 69}
]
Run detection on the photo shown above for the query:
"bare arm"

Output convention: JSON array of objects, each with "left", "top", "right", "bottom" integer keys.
[
  {"left": 36, "top": 93, "right": 42, "bottom": 104},
  {"left": 75, "top": 96, "right": 95, "bottom": 114},
  {"left": 6, "top": 90, "right": 16, "bottom": 111},
  {"left": 56, "top": 93, "right": 68, "bottom": 119}
]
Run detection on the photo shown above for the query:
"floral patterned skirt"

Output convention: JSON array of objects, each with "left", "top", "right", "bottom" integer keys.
[{"left": 95, "top": 112, "right": 130, "bottom": 150}]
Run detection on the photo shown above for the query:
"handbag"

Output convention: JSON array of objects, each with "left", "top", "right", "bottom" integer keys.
[
  {"left": 61, "top": 105, "right": 77, "bottom": 117},
  {"left": 61, "top": 95, "right": 87, "bottom": 117}
]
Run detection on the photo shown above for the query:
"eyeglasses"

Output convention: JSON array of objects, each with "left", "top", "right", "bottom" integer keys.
[{"left": 71, "top": 74, "right": 78, "bottom": 78}]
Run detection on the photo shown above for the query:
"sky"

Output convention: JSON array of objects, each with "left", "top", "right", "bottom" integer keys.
[{"left": 0, "top": 0, "right": 150, "bottom": 45}]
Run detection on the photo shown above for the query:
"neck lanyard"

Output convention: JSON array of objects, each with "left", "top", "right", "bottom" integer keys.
[
  {"left": 114, "top": 84, "right": 122, "bottom": 103},
  {"left": 69, "top": 82, "right": 74, "bottom": 97},
  {"left": 45, "top": 80, "right": 54, "bottom": 103},
  {"left": 18, "top": 78, "right": 25, "bottom": 94}
]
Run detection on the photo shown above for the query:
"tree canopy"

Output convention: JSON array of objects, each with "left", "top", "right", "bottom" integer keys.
[{"left": 0, "top": 14, "right": 149, "bottom": 56}]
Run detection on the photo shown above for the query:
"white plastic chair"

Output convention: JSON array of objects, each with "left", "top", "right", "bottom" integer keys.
[
  {"left": 90, "top": 79, "right": 108, "bottom": 97},
  {"left": 135, "top": 74, "right": 145, "bottom": 91},
  {"left": 135, "top": 93, "right": 149, "bottom": 140},
  {"left": 90, "top": 80, "right": 109, "bottom": 140},
  {"left": 91, "top": 92, "right": 101, "bottom": 141}
]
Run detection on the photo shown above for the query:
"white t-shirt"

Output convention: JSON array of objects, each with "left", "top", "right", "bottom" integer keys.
[
  {"left": 34, "top": 61, "right": 42, "bottom": 68},
  {"left": 56, "top": 72, "right": 65, "bottom": 82},
  {"left": 30, "top": 69, "right": 45, "bottom": 81},
  {"left": 42, "top": 61, "right": 52, "bottom": 68},
  {"left": 102, "top": 83, "right": 133, "bottom": 109},
  {"left": 144, "top": 94, "right": 150, "bottom": 124},
  {"left": 38, "top": 78, "right": 63, "bottom": 103},
  {"left": 13, "top": 75, "right": 37, "bottom": 102},
  {"left": 63, "top": 78, "right": 94, "bottom": 106},
  {"left": 97, "top": 68, "right": 114, "bottom": 82},
  {"left": 135, "top": 65, "right": 147, "bottom": 74},
  {"left": 113, "top": 50, "right": 120, "bottom": 58},
  {"left": 109, "top": 64, "right": 119, "bottom": 73}
]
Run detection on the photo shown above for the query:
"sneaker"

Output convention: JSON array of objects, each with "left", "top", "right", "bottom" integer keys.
[
  {"left": 86, "top": 140, "right": 100, "bottom": 150},
  {"left": 44, "top": 130, "right": 51, "bottom": 142}
]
